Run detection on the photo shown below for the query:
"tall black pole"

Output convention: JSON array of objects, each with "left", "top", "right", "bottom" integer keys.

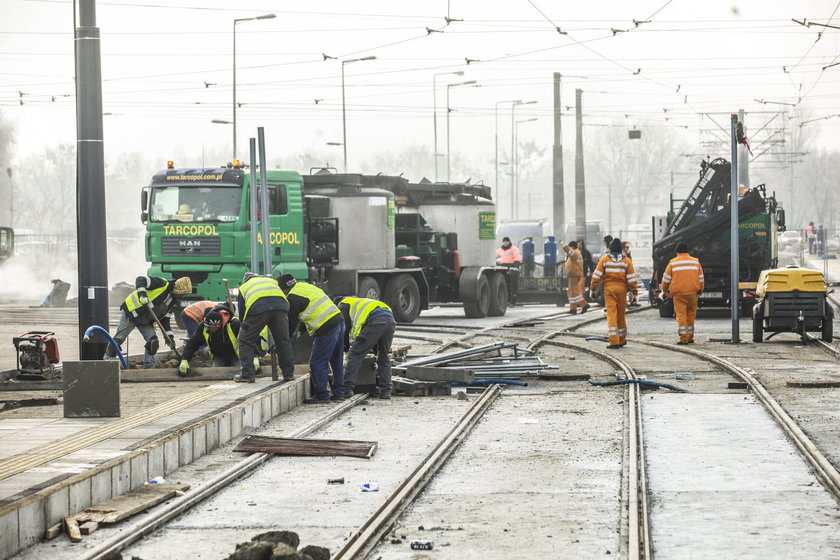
[
  {"left": 730, "top": 114, "right": 740, "bottom": 343},
  {"left": 75, "top": 0, "right": 109, "bottom": 359},
  {"left": 552, "top": 73, "right": 565, "bottom": 240},
  {"left": 574, "top": 88, "right": 586, "bottom": 240}
]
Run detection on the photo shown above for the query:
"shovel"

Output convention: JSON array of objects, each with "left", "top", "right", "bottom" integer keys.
[{"left": 146, "top": 302, "right": 181, "bottom": 360}]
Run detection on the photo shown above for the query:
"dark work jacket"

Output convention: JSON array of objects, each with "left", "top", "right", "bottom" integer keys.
[
  {"left": 287, "top": 293, "right": 343, "bottom": 338},
  {"left": 121, "top": 276, "right": 174, "bottom": 330},
  {"left": 580, "top": 247, "right": 595, "bottom": 277},
  {"left": 236, "top": 289, "right": 289, "bottom": 321},
  {"left": 182, "top": 318, "right": 241, "bottom": 362}
]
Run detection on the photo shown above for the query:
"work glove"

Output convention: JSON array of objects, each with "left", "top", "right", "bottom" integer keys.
[
  {"left": 290, "top": 330, "right": 299, "bottom": 341},
  {"left": 138, "top": 292, "right": 150, "bottom": 306},
  {"left": 165, "top": 331, "right": 176, "bottom": 349},
  {"left": 589, "top": 290, "right": 596, "bottom": 300},
  {"left": 253, "top": 357, "right": 261, "bottom": 373},
  {"left": 178, "top": 360, "right": 189, "bottom": 375}
]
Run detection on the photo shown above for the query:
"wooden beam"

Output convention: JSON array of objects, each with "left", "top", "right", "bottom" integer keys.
[{"left": 64, "top": 517, "right": 81, "bottom": 543}]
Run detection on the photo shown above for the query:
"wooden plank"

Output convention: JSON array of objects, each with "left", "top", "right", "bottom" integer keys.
[
  {"left": 45, "top": 522, "right": 63, "bottom": 540},
  {"left": 392, "top": 377, "right": 432, "bottom": 397},
  {"left": 74, "top": 482, "right": 190, "bottom": 524},
  {"left": 786, "top": 381, "right": 840, "bottom": 388},
  {"left": 402, "top": 365, "right": 474, "bottom": 383},
  {"left": 121, "top": 366, "right": 239, "bottom": 382},
  {"left": 79, "top": 521, "right": 99, "bottom": 535},
  {"left": 64, "top": 517, "right": 81, "bottom": 543},
  {"left": 233, "top": 436, "right": 378, "bottom": 459}
]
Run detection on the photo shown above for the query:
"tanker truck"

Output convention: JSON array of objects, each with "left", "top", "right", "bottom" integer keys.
[{"left": 141, "top": 163, "right": 509, "bottom": 322}]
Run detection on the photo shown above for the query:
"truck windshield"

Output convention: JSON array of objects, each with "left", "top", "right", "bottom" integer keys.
[{"left": 149, "top": 186, "right": 241, "bottom": 223}]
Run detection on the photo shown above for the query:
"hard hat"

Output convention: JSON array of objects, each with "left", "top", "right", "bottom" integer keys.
[
  {"left": 178, "top": 204, "right": 190, "bottom": 214},
  {"left": 172, "top": 276, "right": 192, "bottom": 295},
  {"left": 242, "top": 271, "right": 258, "bottom": 283}
]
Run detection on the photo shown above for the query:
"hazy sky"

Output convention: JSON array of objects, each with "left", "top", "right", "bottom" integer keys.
[{"left": 2, "top": 0, "right": 839, "bottom": 176}]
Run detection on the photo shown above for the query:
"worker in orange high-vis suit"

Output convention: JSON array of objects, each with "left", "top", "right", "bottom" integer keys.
[
  {"left": 496, "top": 237, "right": 522, "bottom": 306},
  {"left": 180, "top": 300, "right": 220, "bottom": 339},
  {"left": 563, "top": 240, "right": 589, "bottom": 314},
  {"left": 590, "top": 238, "right": 638, "bottom": 349},
  {"left": 660, "top": 241, "right": 704, "bottom": 345}
]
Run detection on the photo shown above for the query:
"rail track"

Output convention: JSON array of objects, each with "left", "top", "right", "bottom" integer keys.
[{"left": 10, "top": 301, "right": 840, "bottom": 559}]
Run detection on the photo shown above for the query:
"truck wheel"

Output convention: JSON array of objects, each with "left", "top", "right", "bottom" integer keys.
[
  {"left": 822, "top": 306, "right": 834, "bottom": 342},
  {"left": 752, "top": 303, "right": 764, "bottom": 343},
  {"left": 487, "top": 273, "right": 508, "bottom": 317},
  {"left": 658, "top": 298, "right": 674, "bottom": 318},
  {"left": 464, "top": 275, "right": 491, "bottom": 318},
  {"left": 384, "top": 274, "right": 420, "bottom": 323},
  {"left": 357, "top": 276, "right": 381, "bottom": 300}
]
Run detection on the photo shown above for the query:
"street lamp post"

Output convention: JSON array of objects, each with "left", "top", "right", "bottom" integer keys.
[
  {"left": 446, "top": 80, "right": 477, "bottom": 182},
  {"left": 433, "top": 71, "right": 464, "bottom": 182},
  {"left": 510, "top": 100, "right": 537, "bottom": 219},
  {"left": 495, "top": 99, "right": 521, "bottom": 194},
  {"left": 514, "top": 118, "right": 538, "bottom": 219},
  {"left": 341, "top": 56, "right": 376, "bottom": 172},
  {"left": 233, "top": 13, "right": 275, "bottom": 161}
]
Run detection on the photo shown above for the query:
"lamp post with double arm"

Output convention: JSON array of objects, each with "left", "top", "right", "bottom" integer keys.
[
  {"left": 446, "top": 80, "right": 477, "bottom": 182},
  {"left": 232, "top": 13, "right": 275, "bottom": 160},
  {"left": 433, "top": 71, "right": 464, "bottom": 181},
  {"left": 341, "top": 56, "right": 377, "bottom": 172}
]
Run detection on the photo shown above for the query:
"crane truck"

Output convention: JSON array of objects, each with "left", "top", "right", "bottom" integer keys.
[
  {"left": 140, "top": 163, "right": 510, "bottom": 323},
  {"left": 650, "top": 157, "right": 785, "bottom": 317}
]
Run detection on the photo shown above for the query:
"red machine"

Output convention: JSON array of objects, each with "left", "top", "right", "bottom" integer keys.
[{"left": 12, "top": 331, "right": 61, "bottom": 380}]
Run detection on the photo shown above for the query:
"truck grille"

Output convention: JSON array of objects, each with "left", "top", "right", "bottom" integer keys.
[{"left": 161, "top": 237, "right": 221, "bottom": 257}]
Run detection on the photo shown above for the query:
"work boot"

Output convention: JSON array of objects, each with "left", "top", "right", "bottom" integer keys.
[
  {"left": 606, "top": 344, "right": 622, "bottom": 350},
  {"left": 303, "top": 397, "right": 330, "bottom": 404},
  {"left": 330, "top": 394, "right": 346, "bottom": 402},
  {"left": 580, "top": 305, "right": 590, "bottom": 314},
  {"left": 233, "top": 374, "right": 255, "bottom": 383},
  {"left": 379, "top": 392, "right": 392, "bottom": 400},
  {"left": 283, "top": 374, "right": 294, "bottom": 382}
]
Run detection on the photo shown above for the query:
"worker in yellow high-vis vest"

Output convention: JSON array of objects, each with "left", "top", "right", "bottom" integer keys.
[
  {"left": 278, "top": 273, "right": 345, "bottom": 403},
  {"left": 335, "top": 296, "right": 397, "bottom": 400},
  {"left": 235, "top": 272, "right": 294, "bottom": 383}
]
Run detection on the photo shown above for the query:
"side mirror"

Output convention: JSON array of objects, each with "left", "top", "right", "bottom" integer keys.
[
  {"left": 140, "top": 211, "right": 148, "bottom": 224},
  {"left": 141, "top": 188, "right": 149, "bottom": 212},
  {"left": 776, "top": 208, "right": 786, "bottom": 232}
]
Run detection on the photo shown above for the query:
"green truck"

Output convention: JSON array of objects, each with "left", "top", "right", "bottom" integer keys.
[
  {"left": 142, "top": 164, "right": 509, "bottom": 322},
  {"left": 650, "top": 157, "right": 785, "bottom": 317}
]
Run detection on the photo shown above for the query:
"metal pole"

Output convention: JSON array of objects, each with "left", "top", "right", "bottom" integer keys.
[
  {"left": 446, "top": 84, "right": 451, "bottom": 182},
  {"left": 552, "top": 72, "right": 565, "bottom": 241},
  {"left": 730, "top": 113, "right": 740, "bottom": 342},
  {"left": 433, "top": 74, "right": 439, "bottom": 182},
  {"left": 75, "top": 0, "right": 109, "bottom": 360},
  {"left": 249, "top": 138, "right": 259, "bottom": 272},
  {"left": 258, "top": 127, "right": 272, "bottom": 275},
  {"left": 341, "top": 62, "right": 348, "bottom": 172},
  {"left": 511, "top": 103, "right": 516, "bottom": 215},
  {"left": 574, "top": 89, "right": 586, "bottom": 240},
  {"left": 232, "top": 20, "right": 237, "bottom": 161}
]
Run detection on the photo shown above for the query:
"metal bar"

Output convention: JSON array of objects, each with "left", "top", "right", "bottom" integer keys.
[{"left": 401, "top": 342, "right": 508, "bottom": 368}]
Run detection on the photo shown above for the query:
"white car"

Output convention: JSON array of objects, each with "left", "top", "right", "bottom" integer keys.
[{"left": 778, "top": 230, "right": 802, "bottom": 249}]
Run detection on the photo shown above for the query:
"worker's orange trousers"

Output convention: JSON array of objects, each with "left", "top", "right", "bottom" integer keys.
[
  {"left": 673, "top": 294, "right": 698, "bottom": 343},
  {"left": 567, "top": 276, "right": 589, "bottom": 312},
  {"left": 604, "top": 283, "right": 628, "bottom": 345}
]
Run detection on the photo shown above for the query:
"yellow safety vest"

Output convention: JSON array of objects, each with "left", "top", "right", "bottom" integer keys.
[
  {"left": 340, "top": 296, "right": 392, "bottom": 339},
  {"left": 125, "top": 283, "right": 171, "bottom": 316},
  {"left": 203, "top": 323, "right": 239, "bottom": 359},
  {"left": 290, "top": 282, "right": 340, "bottom": 335},
  {"left": 239, "top": 277, "right": 286, "bottom": 321}
]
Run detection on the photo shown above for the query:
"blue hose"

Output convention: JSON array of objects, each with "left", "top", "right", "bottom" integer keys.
[
  {"left": 471, "top": 379, "right": 528, "bottom": 387},
  {"left": 585, "top": 336, "right": 609, "bottom": 342},
  {"left": 83, "top": 325, "right": 128, "bottom": 370},
  {"left": 588, "top": 379, "right": 686, "bottom": 392}
]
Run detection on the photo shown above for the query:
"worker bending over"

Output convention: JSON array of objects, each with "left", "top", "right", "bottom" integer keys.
[
  {"left": 496, "top": 236, "right": 522, "bottom": 306},
  {"left": 178, "top": 305, "right": 240, "bottom": 376},
  {"left": 235, "top": 273, "right": 294, "bottom": 383},
  {"left": 563, "top": 240, "right": 589, "bottom": 314},
  {"left": 105, "top": 275, "right": 192, "bottom": 368},
  {"left": 335, "top": 296, "right": 396, "bottom": 400},
  {"left": 590, "top": 238, "right": 638, "bottom": 349},
  {"left": 180, "top": 300, "right": 219, "bottom": 339},
  {"left": 278, "top": 273, "right": 345, "bottom": 403},
  {"left": 660, "top": 242, "right": 704, "bottom": 344}
]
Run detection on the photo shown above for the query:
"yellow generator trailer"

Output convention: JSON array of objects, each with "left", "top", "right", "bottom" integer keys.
[{"left": 752, "top": 266, "right": 833, "bottom": 343}]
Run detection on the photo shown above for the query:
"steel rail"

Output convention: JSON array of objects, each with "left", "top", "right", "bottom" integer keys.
[
  {"left": 332, "top": 384, "right": 502, "bottom": 560},
  {"left": 78, "top": 394, "right": 369, "bottom": 560},
  {"left": 641, "top": 339, "right": 840, "bottom": 503},
  {"left": 531, "top": 334, "right": 651, "bottom": 560}
]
